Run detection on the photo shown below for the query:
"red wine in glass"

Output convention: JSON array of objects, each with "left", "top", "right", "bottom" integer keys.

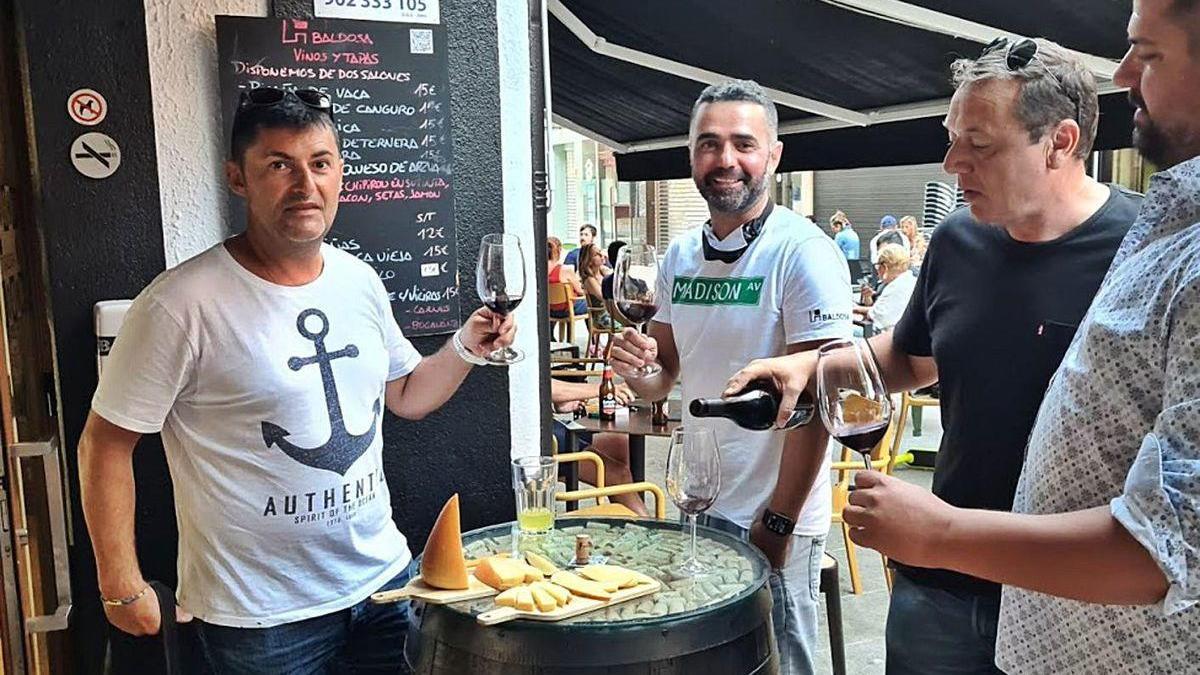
[
  {"left": 832, "top": 420, "right": 889, "bottom": 469},
  {"left": 484, "top": 293, "right": 523, "bottom": 316},
  {"left": 615, "top": 300, "right": 658, "bottom": 325}
]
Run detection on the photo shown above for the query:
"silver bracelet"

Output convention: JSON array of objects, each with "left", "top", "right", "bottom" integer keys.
[
  {"left": 452, "top": 329, "right": 489, "bottom": 366},
  {"left": 101, "top": 584, "right": 151, "bottom": 607}
]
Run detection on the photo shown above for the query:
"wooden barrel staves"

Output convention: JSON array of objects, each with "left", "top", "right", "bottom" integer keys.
[{"left": 403, "top": 518, "right": 778, "bottom": 674}]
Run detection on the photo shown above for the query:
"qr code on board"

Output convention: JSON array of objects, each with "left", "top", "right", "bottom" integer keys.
[{"left": 410, "top": 29, "right": 433, "bottom": 55}]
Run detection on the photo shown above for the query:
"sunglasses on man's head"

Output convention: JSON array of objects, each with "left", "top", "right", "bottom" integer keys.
[
  {"left": 238, "top": 87, "right": 333, "bottom": 114},
  {"left": 979, "top": 36, "right": 1081, "bottom": 125}
]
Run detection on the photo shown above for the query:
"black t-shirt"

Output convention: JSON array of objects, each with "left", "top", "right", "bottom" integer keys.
[{"left": 891, "top": 185, "right": 1142, "bottom": 595}]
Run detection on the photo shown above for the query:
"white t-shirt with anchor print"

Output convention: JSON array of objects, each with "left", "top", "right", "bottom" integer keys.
[{"left": 92, "top": 242, "right": 422, "bottom": 627}]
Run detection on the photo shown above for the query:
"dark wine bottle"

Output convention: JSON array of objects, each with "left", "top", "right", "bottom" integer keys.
[{"left": 688, "top": 379, "right": 815, "bottom": 431}]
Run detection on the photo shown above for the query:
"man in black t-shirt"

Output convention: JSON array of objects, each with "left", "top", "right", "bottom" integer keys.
[{"left": 726, "top": 38, "right": 1140, "bottom": 674}]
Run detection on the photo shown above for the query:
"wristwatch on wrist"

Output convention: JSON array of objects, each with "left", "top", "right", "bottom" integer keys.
[
  {"left": 452, "top": 329, "right": 489, "bottom": 366},
  {"left": 760, "top": 508, "right": 796, "bottom": 536}
]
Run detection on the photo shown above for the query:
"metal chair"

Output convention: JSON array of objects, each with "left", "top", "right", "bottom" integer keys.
[{"left": 554, "top": 450, "right": 666, "bottom": 519}]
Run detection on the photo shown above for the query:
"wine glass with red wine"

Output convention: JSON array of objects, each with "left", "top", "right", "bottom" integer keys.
[
  {"left": 613, "top": 243, "right": 661, "bottom": 378},
  {"left": 816, "top": 338, "right": 892, "bottom": 471},
  {"left": 475, "top": 233, "right": 525, "bottom": 365},
  {"left": 665, "top": 426, "right": 721, "bottom": 578}
]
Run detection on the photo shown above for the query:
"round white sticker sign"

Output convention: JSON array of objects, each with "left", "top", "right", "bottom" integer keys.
[
  {"left": 70, "top": 132, "right": 121, "bottom": 180},
  {"left": 67, "top": 89, "right": 107, "bottom": 126}
]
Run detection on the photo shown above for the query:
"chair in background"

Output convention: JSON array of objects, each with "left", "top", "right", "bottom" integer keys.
[
  {"left": 830, "top": 413, "right": 913, "bottom": 594},
  {"left": 548, "top": 282, "right": 588, "bottom": 343},
  {"left": 553, "top": 449, "right": 666, "bottom": 519},
  {"left": 897, "top": 389, "right": 940, "bottom": 440},
  {"left": 584, "top": 304, "right": 622, "bottom": 358}
]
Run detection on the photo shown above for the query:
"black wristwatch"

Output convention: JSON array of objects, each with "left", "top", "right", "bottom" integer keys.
[{"left": 760, "top": 509, "right": 796, "bottom": 536}]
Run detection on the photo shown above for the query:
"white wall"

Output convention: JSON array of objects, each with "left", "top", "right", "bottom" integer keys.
[
  {"left": 497, "top": 0, "right": 543, "bottom": 459},
  {"left": 144, "top": 0, "right": 267, "bottom": 267}
]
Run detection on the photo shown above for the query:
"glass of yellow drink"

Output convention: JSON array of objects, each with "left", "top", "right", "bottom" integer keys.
[{"left": 511, "top": 456, "right": 557, "bottom": 535}]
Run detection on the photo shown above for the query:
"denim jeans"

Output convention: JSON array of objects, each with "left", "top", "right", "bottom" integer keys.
[
  {"left": 886, "top": 569, "right": 1003, "bottom": 675},
  {"left": 195, "top": 562, "right": 415, "bottom": 675},
  {"left": 696, "top": 513, "right": 823, "bottom": 675}
]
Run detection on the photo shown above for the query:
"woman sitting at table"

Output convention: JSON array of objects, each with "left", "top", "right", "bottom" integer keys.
[
  {"left": 547, "top": 237, "right": 588, "bottom": 318},
  {"left": 854, "top": 243, "right": 916, "bottom": 332},
  {"left": 577, "top": 243, "right": 615, "bottom": 329},
  {"left": 551, "top": 378, "right": 648, "bottom": 516}
]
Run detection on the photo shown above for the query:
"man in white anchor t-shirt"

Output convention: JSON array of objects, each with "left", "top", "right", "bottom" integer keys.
[{"left": 79, "top": 89, "right": 515, "bottom": 673}]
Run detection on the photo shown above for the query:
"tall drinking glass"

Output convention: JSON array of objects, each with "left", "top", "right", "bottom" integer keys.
[
  {"left": 476, "top": 233, "right": 526, "bottom": 365},
  {"left": 511, "top": 456, "right": 556, "bottom": 535},
  {"left": 816, "top": 338, "right": 892, "bottom": 471},
  {"left": 612, "top": 244, "right": 661, "bottom": 378},
  {"left": 665, "top": 426, "right": 721, "bottom": 577}
]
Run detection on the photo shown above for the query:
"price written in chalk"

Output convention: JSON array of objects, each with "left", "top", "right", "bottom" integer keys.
[{"left": 417, "top": 227, "right": 445, "bottom": 240}]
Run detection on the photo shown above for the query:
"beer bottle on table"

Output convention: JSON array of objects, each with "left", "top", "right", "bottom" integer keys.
[
  {"left": 688, "top": 379, "right": 815, "bottom": 431},
  {"left": 599, "top": 363, "right": 618, "bottom": 422}
]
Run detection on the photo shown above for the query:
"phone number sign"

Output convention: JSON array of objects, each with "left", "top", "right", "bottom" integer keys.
[{"left": 314, "top": 0, "right": 439, "bottom": 24}]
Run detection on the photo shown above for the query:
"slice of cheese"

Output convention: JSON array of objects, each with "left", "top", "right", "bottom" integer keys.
[
  {"left": 524, "top": 551, "right": 559, "bottom": 576},
  {"left": 579, "top": 565, "right": 637, "bottom": 589},
  {"left": 535, "top": 581, "right": 572, "bottom": 606},
  {"left": 494, "top": 587, "right": 521, "bottom": 608},
  {"left": 514, "top": 587, "right": 536, "bottom": 612},
  {"left": 516, "top": 561, "right": 545, "bottom": 583},
  {"left": 530, "top": 585, "right": 558, "bottom": 612},
  {"left": 419, "top": 494, "right": 469, "bottom": 590},
  {"left": 550, "top": 571, "right": 613, "bottom": 600},
  {"left": 476, "top": 556, "right": 529, "bottom": 591}
]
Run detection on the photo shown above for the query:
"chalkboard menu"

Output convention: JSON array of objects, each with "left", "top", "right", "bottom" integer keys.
[{"left": 216, "top": 16, "right": 460, "bottom": 336}]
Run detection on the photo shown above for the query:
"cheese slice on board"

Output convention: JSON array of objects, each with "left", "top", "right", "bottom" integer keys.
[{"left": 420, "top": 494, "right": 469, "bottom": 590}]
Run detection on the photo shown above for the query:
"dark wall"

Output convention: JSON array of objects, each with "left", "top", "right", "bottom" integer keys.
[{"left": 13, "top": 0, "right": 522, "bottom": 669}]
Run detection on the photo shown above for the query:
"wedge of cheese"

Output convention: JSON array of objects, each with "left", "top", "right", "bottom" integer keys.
[
  {"left": 529, "top": 584, "right": 558, "bottom": 612},
  {"left": 550, "top": 571, "right": 613, "bottom": 600},
  {"left": 476, "top": 556, "right": 530, "bottom": 591},
  {"left": 534, "top": 581, "right": 572, "bottom": 606},
  {"left": 494, "top": 587, "right": 521, "bottom": 608},
  {"left": 514, "top": 587, "right": 536, "bottom": 612},
  {"left": 419, "top": 494, "right": 469, "bottom": 590},
  {"left": 579, "top": 565, "right": 639, "bottom": 589},
  {"left": 524, "top": 551, "right": 559, "bottom": 576}
]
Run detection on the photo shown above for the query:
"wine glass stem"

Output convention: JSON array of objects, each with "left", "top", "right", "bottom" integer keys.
[
  {"left": 861, "top": 452, "right": 873, "bottom": 471},
  {"left": 688, "top": 513, "right": 698, "bottom": 565}
]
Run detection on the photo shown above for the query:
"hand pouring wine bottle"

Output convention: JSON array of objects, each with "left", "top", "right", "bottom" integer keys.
[{"left": 688, "top": 379, "right": 815, "bottom": 431}]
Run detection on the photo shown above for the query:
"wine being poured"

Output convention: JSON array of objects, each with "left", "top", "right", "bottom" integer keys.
[
  {"left": 689, "top": 379, "right": 815, "bottom": 431},
  {"left": 816, "top": 339, "right": 892, "bottom": 471}
]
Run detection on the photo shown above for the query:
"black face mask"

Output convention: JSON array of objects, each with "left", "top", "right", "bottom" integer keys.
[{"left": 702, "top": 201, "right": 774, "bottom": 263}]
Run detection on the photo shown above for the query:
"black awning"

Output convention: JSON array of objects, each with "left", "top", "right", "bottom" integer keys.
[{"left": 548, "top": 0, "right": 1135, "bottom": 180}]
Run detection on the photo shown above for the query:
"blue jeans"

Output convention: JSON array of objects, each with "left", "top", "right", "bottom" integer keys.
[
  {"left": 697, "top": 514, "right": 823, "bottom": 675},
  {"left": 196, "top": 562, "right": 415, "bottom": 674},
  {"left": 886, "top": 570, "right": 1003, "bottom": 675}
]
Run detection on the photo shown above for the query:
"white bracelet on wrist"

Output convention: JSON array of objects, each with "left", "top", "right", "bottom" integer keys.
[{"left": 452, "top": 328, "right": 489, "bottom": 366}]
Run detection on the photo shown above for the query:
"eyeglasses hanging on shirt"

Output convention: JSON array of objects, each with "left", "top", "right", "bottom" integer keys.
[{"left": 701, "top": 201, "right": 774, "bottom": 263}]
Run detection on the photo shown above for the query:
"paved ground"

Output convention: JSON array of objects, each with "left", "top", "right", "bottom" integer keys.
[{"left": 641, "top": 406, "right": 943, "bottom": 675}]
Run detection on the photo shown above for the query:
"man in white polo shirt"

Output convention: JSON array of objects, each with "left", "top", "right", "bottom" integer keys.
[{"left": 611, "top": 79, "right": 852, "bottom": 674}]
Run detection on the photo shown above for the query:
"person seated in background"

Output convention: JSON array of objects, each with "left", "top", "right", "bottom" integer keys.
[
  {"left": 869, "top": 214, "right": 912, "bottom": 263},
  {"left": 600, "top": 240, "right": 626, "bottom": 300},
  {"left": 550, "top": 379, "right": 647, "bottom": 516},
  {"left": 547, "top": 236, "right": 588, "bottom": 318},
  {"left": 564, "top": 223, "right": 598, "bottom": 269},
  {"left": 577, "top": 243, "right": 614, "bottom": 329},
  {"left": 832, "top": 210, "right": 860, "bottom": 260},
  {"left": 854, "top": 243, "right": 916, "bottom": 332},
  {"left": 898, "top": 215, "right": 928, "bottom": 269}
]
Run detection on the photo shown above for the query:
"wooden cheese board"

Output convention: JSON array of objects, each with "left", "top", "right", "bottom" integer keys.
[
  {"left": 475, "top": 577, "right": 661, "bottom": 626},
  {"left": 370, "top": 572, "right": 498, "bottom": 605}
]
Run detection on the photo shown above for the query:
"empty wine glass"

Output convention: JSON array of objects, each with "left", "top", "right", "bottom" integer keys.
[
  {"left": 816, "top": 338, "right": 892, "bottom": 471},
  {"left": 475, "top": 233, "right": 525, "bottom": 365},
  {"left": 612, "top": 244, "right": 661, "bottom": 378},
  {"left": 665, "top": 426, "right": 721, "bottom": 577}
]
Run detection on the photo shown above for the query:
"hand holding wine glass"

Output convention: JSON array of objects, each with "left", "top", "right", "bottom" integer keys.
[
  {"left": 665, "top": 426, "right": 721, "bottom": 578},
  {"left": 816, "top": 339, "right": 892, "bottom": 471},
  {"left": 475, "top": 233, "right": 525, "bottom": 365},
  {"left": 612, "top": 244, "right": 662, "bottom": 378}
]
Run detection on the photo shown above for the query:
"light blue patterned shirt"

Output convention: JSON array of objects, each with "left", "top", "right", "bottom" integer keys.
[{"left": 996, "top": 157, "right": 1200, "bottom": 673}]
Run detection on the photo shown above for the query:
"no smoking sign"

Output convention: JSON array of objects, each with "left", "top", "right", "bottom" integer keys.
[{"left": 67, "top": 88, "right": 107, "bottom": 126}]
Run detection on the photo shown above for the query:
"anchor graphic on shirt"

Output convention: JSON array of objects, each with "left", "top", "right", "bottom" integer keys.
[{"left": 261, "top": 308, "right": 381, "bottom": 475}]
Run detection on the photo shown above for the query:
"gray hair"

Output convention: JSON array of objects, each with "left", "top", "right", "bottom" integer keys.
[
  {"left": 688, "top": 79, "right": 779, "bottom": 143},
  {"left": 950, "top": 38, "right": 1098, "bottom": 160}
]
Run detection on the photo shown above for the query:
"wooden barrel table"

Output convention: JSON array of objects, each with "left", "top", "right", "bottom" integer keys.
[{"left": 404, "top": 518, "right": 777, "bottom": 674}]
